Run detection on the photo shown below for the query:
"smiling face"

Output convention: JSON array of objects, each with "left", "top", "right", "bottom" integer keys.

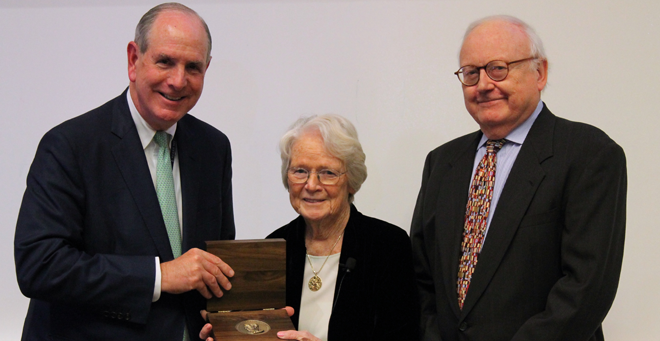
[
  {"left": 288, "top": 130, "right": 354, "bottom": 226},
  {"left": 127, "top": 10, "right": 210, "bottom": 131},
  {"left": 459, "top": 20, "right": 547, "bottom": 139}
]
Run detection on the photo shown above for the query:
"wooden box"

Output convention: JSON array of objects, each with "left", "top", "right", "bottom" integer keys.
[{"left": 206, "top": 239, "right": 295, "bottom": 340}]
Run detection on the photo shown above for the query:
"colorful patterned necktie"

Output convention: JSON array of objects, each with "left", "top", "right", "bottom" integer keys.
[
  {"left": 457, "top": 139, "right": 505, "bottom": 309},
  {"left": 153, "top": 131, "right": 182, "bottom": 258}
]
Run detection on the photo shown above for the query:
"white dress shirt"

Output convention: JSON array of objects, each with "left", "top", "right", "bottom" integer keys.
[{"left": 127, "top": 91, "right": 183, "bottom": 302}]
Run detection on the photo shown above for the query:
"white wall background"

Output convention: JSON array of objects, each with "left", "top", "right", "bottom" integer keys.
[{"left": 1, "top": 0, "right": 657, "bottom": 339}]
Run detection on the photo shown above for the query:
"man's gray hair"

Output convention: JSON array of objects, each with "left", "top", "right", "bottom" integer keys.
[
  {"left": 279, "top": 114, "right": 367, "bottom": 203},
  {"left": 463, "top": 15, "right": 547, "bottom": 70},
  {"left": 134, "top": 2, "right": 212, "bottom": 61}
]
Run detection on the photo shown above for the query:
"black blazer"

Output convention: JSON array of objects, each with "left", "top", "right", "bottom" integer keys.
[
  {"left": 268, "top": 205, "right": 420, "bottom": 341},
  {"left": 14, "top": 90, "right": 235, "bottom": 340},
  {"left": 411, "top": 104, "right": 626, "bottom": 341}
]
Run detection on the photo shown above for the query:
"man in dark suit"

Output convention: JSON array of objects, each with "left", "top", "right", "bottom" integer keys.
[
  {"left": 411, "top": 15, "right": 626, "bottom": 340},
  {"left": 14, "top": 3, "right": 235, "bottom": 340}
]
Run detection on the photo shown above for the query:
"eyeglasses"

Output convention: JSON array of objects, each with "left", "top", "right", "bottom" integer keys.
[
  {"left": 288, "top": 167, "right": 346, "bottom": 185},
  {"left": 454, "top": 57, "right": 537, "bottom": 86}
]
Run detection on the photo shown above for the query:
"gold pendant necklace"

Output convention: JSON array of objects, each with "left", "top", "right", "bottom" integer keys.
[{"left": 306, "top": 232, "right": 343, "bottom": 292}]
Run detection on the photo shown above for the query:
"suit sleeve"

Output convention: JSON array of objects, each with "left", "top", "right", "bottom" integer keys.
[
  {"left": 372, "top": 228, "right": 421, "bottom": 341},
  {"left": 512, "top": 141, "right": 627, "bottom": 340},
  {"left": 14, "top": 129, "right": 156, "bottom": 324},
  {"left": 410, "top": 152, "right": 442, "bottom": 341},
  {"left": 220, "top": 139, "right": 235, "bottom": 241}
]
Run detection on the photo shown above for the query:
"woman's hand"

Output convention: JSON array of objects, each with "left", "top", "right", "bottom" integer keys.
[
  {"left": 276, "top": 330, "right": 321, "bottom": 341},
  {"left": 199, "top": 310, "right": 214, "bottom": 341}
]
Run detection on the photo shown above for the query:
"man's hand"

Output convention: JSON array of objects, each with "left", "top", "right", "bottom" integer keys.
[
  {"left": 199, "top": 307, "right": 295, "bottom": 341},
  {"left": 161, "top": 248, "right": 234, "bottom": 299}
]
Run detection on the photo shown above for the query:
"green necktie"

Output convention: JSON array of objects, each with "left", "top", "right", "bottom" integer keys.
[
  {"left": 154, "top": 132, "right": 188, "bottom": 340},
  {"left": 153, "top": 131, "right": 182, "bottom": 258}
]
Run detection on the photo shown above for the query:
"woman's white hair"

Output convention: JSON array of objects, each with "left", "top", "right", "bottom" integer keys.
[
  {"left": 462, "top": 15, "right": 547, "bottom": 70},
  {"left": 279, "top": 114, "right": 367, "bottom": 203}
]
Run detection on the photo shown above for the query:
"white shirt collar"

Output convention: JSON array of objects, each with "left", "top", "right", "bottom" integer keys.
[
  {"left": 478, "top": 99, "right": 543, "bottom": 148},
  {"left": 126, "top": 90, "right": 177, "bottom": 150}
]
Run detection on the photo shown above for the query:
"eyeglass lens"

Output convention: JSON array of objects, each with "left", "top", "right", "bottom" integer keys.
[
  {"left": 459, "top": 61, "right": 509, "bottom": 86},
  {"left": 288, "top": 168, "right": 342, "bottom": 185}
]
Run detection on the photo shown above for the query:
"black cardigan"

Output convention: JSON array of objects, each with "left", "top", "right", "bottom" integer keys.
[{"left": 267, "top": 205, "right": 420, "bottom": 341}]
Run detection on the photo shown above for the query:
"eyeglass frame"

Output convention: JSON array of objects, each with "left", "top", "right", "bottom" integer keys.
[
  {"left": 453, "top": 57, "right": 538, "bottom": 86},
  {"left": 287, "top": 167, "right": 347, "bottom": 185}
]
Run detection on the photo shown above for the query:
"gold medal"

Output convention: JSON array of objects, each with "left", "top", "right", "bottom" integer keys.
[
  {"left": 306, "top": 232, "right": 343, "bottom": 291},
  {"left": 235, "top": 320, "right": 270, "bottom": 335},
  {"left": 308, "top": 274, "right": 322, "bottom": 291}
]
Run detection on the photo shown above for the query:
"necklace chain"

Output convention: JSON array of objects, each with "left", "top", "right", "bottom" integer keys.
[{"left": 306, "top": 232, "right": 343, "bottom": 291}]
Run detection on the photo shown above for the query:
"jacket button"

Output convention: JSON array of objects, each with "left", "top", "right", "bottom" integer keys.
[
  {"left": 117, "top": 312, "right": 123, "bottom": 320},
  {"left": 125, "top": 312, "right": 131, "bottom": 320},
  {"left": 459, "top": 322, "right": 468, "bottom": 331}
]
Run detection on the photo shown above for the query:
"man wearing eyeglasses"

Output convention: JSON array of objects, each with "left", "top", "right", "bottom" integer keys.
[{"left": 410, "top": 15, "right": 626, "bottom": 341}]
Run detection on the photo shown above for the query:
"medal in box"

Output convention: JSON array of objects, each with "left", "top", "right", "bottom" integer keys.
[{"left": 206, "top": 239, "right": 295, "bottom": 340}]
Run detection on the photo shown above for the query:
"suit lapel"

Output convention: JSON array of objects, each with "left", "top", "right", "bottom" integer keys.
[
  {"left": 437, "top": 133, "right": 482, "bottom": 318},
  {"left": 335, "top": 204, "right": 362, "bottom": 292},
  {"left": 328, "top": 205, "right": 362, "bottom": 338},
  {"left": 110, "top": 91, "right": 174, "bottom": 260},
  {"left": 174, "top": 116, "right": 201, "bottom": 252},
  {"left": 460, "top": 106, "right": 555, "bottom": 317}
]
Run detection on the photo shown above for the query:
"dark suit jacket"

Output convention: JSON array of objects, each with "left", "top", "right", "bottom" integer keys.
[
  {"left": 268, "top": 204, "right": 420, "bottom": 341},
  {"left": 411, "top": 104, "right": 626, "bottom": 341},
  {"left": 14, "top": 90, "right": 235, "bottom": 341}
]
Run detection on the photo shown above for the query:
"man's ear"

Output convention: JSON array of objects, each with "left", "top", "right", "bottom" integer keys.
[
  {"left": 205, "top": 55, "right": 212, "bottom": 72},
  {"left": 127, "top": 41, "right": 140, "bottom": 82},
  {"left": 536, "top": 59, "right": 548, "bottom": 91}
]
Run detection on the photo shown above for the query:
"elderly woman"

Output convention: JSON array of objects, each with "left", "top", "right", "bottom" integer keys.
[
  {"left": 267, "top": 114, "right": 419, "bottom": 341},
  {"left": 200, "top": 114, "right": 419, "bottom": 341}
]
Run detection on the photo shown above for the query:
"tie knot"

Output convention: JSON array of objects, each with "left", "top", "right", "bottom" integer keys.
[
  {"left": 486, "top": 139, "right": 506, "bottom": 154},
  {"left": 153, "top": 131, "right": 171, "bottom": 149}
]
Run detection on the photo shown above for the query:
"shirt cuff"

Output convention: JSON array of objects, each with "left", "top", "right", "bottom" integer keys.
[{"left": 153, "top": 256, "right": 162, "bottom": 302}]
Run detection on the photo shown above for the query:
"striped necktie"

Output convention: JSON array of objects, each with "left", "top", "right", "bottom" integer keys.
[{"left": 457, "top": 139, "right": 505, "bottom": 309}]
